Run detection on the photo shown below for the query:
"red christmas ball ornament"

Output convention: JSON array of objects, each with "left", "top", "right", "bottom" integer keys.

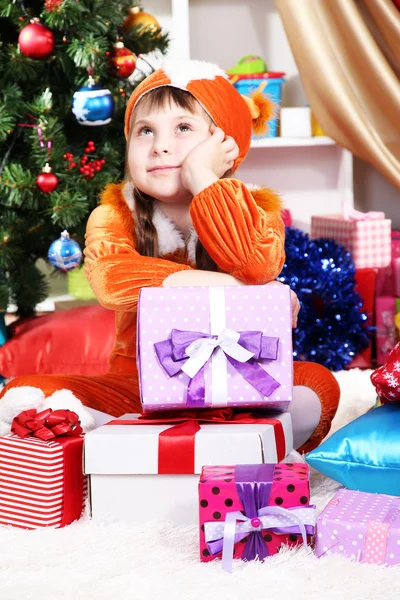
[
  {"left": 110, "top": 42, "right": 136, "bottom": 79},
  {"left": 36, "top": 163, "right": 59, "bottom": 193},
  {"left": 18, "top": 19, "right": 55, "bottom": 60}
]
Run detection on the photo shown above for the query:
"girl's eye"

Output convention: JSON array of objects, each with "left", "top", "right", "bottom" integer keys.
[
  {"left": 138, "top": 126, "right": 153, "bottom": 136},
  {"left": 177, "top": 123, "right": 191, "bottom": 133}
]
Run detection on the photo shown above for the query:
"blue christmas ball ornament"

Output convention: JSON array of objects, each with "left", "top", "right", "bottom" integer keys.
[
  {"left": 72, "top": 76, "right": 114, "bottom": 126},
  {"left": 48, "top": 231, "right": 83, "bottom": 272}
]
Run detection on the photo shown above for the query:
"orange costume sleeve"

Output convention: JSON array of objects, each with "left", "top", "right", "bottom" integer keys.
[{"left": 190, "top": 179, "right": 285, "bottom": 284}]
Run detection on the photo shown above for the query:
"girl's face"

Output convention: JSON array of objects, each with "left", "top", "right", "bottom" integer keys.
[{"left": 128, "top": 98, "right": 212, "bottom": 203}]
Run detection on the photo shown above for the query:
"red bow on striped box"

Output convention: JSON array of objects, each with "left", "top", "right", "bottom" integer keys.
[{"left": 0, "top": 408, "right": 85, "bottom": 529}]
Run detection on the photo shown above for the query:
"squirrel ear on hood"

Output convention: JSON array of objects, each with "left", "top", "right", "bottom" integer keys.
[{"left": 241, "top": 86, "right": 277, "bottom": 137}]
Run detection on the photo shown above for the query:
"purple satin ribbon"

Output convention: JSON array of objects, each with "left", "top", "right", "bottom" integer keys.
[
  {"left": 236, "top": 464, "right": 274, "bottom": 562},
  {"left": 206, "top": 465, "right": 313, "bottom": 572},
  {"left": 154, "top": 329, "right": 281, "bottom": 408}
]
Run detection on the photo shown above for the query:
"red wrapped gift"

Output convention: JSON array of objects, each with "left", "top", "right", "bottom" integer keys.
[
  {"left": 347, "top": 268, "right": 377, "bottom": 369},
  {"left": 0, "top": 409, "right": 85, "bottom": 529},
  {"left": 371, "top": 342, "right": 400, "bottom": 403}
]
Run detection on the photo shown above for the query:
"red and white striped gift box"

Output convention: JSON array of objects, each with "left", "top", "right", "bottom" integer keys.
[
  {"left": 311, "top": 214, "right": 392, "bottom": 269},
  {"left": 0, "top": 434, "right": 85, "bottom": 529}
]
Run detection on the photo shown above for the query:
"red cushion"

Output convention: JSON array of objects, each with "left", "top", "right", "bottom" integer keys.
[{"left": 0, "top": 305, "right": 115, "bottom": 377}]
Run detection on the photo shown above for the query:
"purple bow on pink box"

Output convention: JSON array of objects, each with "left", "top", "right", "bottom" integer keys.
[
  {"left": 154, "top": 329, "right": 281, "bottom": 408},
  {"left": 203, "top": 465, "right": 316, "bottom": 572}
]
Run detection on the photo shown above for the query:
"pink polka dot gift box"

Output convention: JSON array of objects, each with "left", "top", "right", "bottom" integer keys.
[
  {"left": 315, "top": 488, "right": 400, "bottom": 566},
  {"left": 137, "top": 284, "right": 293, "bottom": 413},
  {"left": 199, "top": 463, "right": 316, "bottom": 571}
]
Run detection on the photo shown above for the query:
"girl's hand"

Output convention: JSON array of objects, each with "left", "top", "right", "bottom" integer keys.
[
  {"left": 181, "top": 125, "right": 239, "bottom": 195},
  {"left": 163, "top": 270, "right": 244, "bottom": 287}
]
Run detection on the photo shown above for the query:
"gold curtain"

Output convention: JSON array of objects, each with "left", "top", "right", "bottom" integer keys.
[{"left": 275, "top": 0, "right": 400, "bottom": 190}]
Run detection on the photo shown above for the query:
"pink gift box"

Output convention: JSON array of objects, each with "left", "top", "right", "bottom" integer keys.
[
  {"left": 376, "top": 231, "right": 400, "bottom": 297},
  {"left": 315, "top": 488, "right": 400, "bottom": 566},
  {"left": 376, "top": 296, "right": 397, "bottom": 365},
  {"left": 199, "top": 463, "right": 315, "bottom": 569},
  {"left": 137, "top": 284, "right": 293, "bottom": 413},
  {"left": 311, "top": 214, "right": 392, "bottom": 269}
]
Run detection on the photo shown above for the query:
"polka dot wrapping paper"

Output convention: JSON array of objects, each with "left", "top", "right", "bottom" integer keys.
[
  {"left": 310, "top": 214, "right": 392, "bottom": 270},
  {"left": 315, "top": 488, "right": 400, "bottom": 566},
  {"left": 199, "top": 463, "right": 313, "bottom": 564},
  {"left": 137, "top": 284, "right": 293, "bottom": 413}
]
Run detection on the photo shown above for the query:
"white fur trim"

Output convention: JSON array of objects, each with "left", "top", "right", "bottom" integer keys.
[
  {"left": 0, "top": 386, "right": 95, "bottom": 436},
  {"left": 161, "top": 59, "right": 227, "bottom": 88},
  {"left": 121, "top": 182, "right": 195, "bottom": 262},
  {"left": 44, "top": 389, "right": 96, "bottom": 433},
  {"left": 186, "top": 227, "right": 198, "bottom": 265},
  {"left": 0, "top": 387, "right": 45, "bottom": 435},
  {"left": 153, "top": 204, "right": 185, "bottom": 256}
]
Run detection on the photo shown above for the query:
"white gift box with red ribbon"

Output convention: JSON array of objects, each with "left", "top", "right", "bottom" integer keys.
[
  {"left": 311, "top": 212, "right": 392, "bottom": 269},
  {"left": 84, "top": 411, "right": 293, "bottom": 526}
]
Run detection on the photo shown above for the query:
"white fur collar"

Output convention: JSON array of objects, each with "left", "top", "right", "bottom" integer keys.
[{"left": 122, "top": 181, "right": 198, "bottom": 264}]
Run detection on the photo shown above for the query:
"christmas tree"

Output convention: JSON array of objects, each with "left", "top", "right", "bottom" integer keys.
[{"left": 0, "top": 0, "right": 169, "bottom": 316}]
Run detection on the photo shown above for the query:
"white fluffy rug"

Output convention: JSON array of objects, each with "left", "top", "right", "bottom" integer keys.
[{"left": 1, "top": 369, "right": 400, "bottom": 600}]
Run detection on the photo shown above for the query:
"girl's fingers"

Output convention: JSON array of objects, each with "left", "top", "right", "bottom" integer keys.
[
  {"left": 221, "top": 137, "right": 238, "bottom": 152},
  {"left": 212, "top": 127, "right": 225, "bottom": 141},
  {"left": 225, "top": 147, "right": 239, "bottom": 162}
]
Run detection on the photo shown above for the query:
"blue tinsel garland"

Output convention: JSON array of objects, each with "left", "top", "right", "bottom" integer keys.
[{"left": 279, "top": 227, "right": 370, "bottom": 371}]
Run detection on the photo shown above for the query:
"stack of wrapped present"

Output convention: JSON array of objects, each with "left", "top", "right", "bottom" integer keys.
[
  {"left": 311, "top": 210, "right": 396, "bottom": 366},
  {"left": 85, "top": 283, "right": 317, "bottom": 562}
]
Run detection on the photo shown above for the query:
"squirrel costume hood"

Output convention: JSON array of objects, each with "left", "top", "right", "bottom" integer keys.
[{"left": 124, "top": 59, "right": 275, "bottom": 171}]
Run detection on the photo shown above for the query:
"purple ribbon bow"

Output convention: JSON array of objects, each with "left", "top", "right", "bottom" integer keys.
[
  {"left": 154, "top": 329, "right": 281, "bottom": 408},
  {"left": 205, "top": 465, "right": 315, "bottom": 572}
]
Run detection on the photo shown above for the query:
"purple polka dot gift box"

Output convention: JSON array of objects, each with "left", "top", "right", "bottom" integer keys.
[
  {"left": 199, "top": 463, "right": 316, "bottom": 571},
  {"left": 315, "top": 488, "right": 400, "bottom": 566},
  {"left": 137, "top": 284, "right": 293, "bottom": 413}
]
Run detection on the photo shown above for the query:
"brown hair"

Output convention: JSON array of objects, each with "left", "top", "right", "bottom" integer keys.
[{"left": 126, "top": 86, "right": 220, "bottom": 271}]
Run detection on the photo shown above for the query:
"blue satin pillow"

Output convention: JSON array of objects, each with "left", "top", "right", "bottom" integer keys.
[{"left": 306, "top": 404, "right": 400, "bottom": 495}]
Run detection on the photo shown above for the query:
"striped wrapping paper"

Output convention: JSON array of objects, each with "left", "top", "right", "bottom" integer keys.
[{"left": 0, "top": 434, "right": 86, "bottom": 529}]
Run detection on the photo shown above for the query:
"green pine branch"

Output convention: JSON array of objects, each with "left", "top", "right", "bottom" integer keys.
[
  {"left": 0, "top": 107, "right": 16, "bottom": 142},
  {"left": 0, "top": 0, "right": 170, "bottom": 314}
]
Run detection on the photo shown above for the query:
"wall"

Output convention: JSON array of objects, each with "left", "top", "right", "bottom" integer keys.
[{"left": 187, "top": 0, "right": 400, "bottom": 220}]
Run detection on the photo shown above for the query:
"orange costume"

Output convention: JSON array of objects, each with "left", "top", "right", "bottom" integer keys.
[{"left": 0, "top": 59, "right": 340, "bottom": 452}]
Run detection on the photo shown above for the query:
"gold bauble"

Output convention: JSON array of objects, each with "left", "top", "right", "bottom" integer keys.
[{"left": 122, "top": 6, "right": 160, "bottom": 34}]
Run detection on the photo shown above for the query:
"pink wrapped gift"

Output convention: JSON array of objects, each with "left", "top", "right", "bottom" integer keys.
[
  {"left": 311, "top": 213, "right": 391, "bottom": 269},
  {"left": 376, "top": 296, "right": 397, "bottom": 365},
  {"left": 315, "top": 488, "right": 400, "bottom": 566},
  {"left": 137, "top": 284, "right": 293, "bottom": 413},
  {"left": 199, "top": 463, "right": 316, "bottom": 571}
]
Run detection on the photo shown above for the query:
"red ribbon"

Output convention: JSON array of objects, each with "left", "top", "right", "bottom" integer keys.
[
  {"left": 107, "top": 408, "right": 286, "bottom": 474},
  {"left": 11, "top": 408, "right": 83, "bottom": 440},
  {"left": 11, "top": 408, "right": 84, "bottom": 527}
]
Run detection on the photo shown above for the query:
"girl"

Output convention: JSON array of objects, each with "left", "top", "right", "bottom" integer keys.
[{"left": 0, "top": 59, "right": 339, "bottom": 453}]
